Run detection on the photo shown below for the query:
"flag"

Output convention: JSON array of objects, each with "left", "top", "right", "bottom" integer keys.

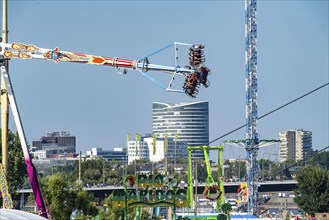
[
  {"left": 126, "top": 133, "right": 130, "bottom": 156},
  {"left": 135, "top": 134, "right": 140, "bottom": 156},
  {"left": 164, "top": 134, "right": 168, "bottom": 155},
  {"left": 175, "top": 133, "right": 178, "bottom": 156},
  {"left": 153, "top": 133, "right": 156, "bottom": 155}
]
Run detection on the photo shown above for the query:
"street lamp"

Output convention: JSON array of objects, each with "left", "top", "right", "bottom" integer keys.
[
  {"left": 122, "top": 157, "right": 125, "bottom": 184},
  {"left": 103, "top": 159, "right": 105, "bottom": 185},
  {"left": 194, "top": 160, "right": 198, "bottom": 217},
  {"left": 262, "top": 153, "right": 265, "bottom": 181},
  {"left": 238, "top": 154, "right": 241, "bottom": 182}
]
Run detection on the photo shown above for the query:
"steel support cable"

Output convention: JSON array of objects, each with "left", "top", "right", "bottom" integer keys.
[
  {"left": 155, "top": 82, "right": 328, "bottom": 170},
  {"left": 208, "top": 82, "right": 329, "bottom": 145},
  {"left": 267, "top": 145, "right": 329, "bottom": 179}
]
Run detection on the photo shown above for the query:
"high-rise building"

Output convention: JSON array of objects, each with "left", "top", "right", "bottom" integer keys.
[
  {"left": 279, "top": 129, "right": 312, "bottom": 162},
  {"left": 32, "top": 131, "right": 76, "bottom": 154},
  {"left": 152, "top": 101, "right": 209, "bottom": 158},
  {"left": 127, "top": 135, "right": 187, "bottom": 164}
]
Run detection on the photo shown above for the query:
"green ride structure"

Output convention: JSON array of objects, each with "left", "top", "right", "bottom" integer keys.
[
  {"left": 112, "top": 173, "right": 188, "bottom": 220},
  {"left": 187, "top": 145, "right": 225, "bottom": 210},
  {"left": 111, "top": 145, "right": 233, "bottom": 220},
  {"left": 181, "top": 145, "right": 232, "bottom": 220}
]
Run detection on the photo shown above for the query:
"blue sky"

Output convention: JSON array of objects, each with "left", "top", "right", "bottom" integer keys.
[{"left": 2, "top": 1, "right": 328, "bottom": 160}]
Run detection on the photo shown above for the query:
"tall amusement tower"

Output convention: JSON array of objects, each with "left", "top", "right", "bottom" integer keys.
[{"left": 245, "top": 0, "right": 259, "bottom": 215}]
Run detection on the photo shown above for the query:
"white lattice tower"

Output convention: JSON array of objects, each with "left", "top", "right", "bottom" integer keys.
[{"left": 245, "top": 0, "right": 259, "bottom": 215}]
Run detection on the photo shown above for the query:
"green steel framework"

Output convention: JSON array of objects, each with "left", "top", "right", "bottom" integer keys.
[{"left": 187, "top": 145, "right": 225, "bottom": 211}]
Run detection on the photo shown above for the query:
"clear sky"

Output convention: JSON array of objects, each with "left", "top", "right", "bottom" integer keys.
[{"left": 2, "top": 1, "right": 328, "bottom": 160}]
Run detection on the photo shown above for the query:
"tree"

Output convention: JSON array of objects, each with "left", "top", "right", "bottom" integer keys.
[
  {"left": 41, "top": 173, "right": 98, "bottom": 219},
  {"left": 308, "top": 151, "right": 329, "bottom": 169},
  {"left": 0, "top": 129, "right": 27, "bottom": 207},
  {"left": 294, "top": 166, "right": 329, "bottom": 215},
  {"left": 83, "top": 169, "right": 102, "bottom": 185},
  {"left": 196, "top": 162, "right": 208, "bottom": 182},
  {"left": 41, "top": 173, "right": 73, "bottom": 219},
  {"left": 39, "top": 157, "right": 124, "bottom": 186},
  {"left": 264, "top": 161, "right": 279, "bottom": 180},
  {"left": 221, "top": 160, "right": 247, "bottom": 181},
  {"left": 81, "top": 158, "right": 122, "bottom": 185},
  {"left": 126, "top": 162, "right": 136, "bottom": 175},
  {"left": 75, "top": 189, "right": 98, "bottom": 216}
]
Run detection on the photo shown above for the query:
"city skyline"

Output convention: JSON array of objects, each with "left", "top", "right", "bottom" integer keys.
[
  {"left": 29, "top": 126, "right": 315, "bottom": 162},
  {"left": 2, "top": 1, "right": 328, "bottom": 160}
]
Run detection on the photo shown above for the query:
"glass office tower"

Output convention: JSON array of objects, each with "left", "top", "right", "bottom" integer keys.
[{"left": 153, "top": 101, "right": 209, "bottom": 159}]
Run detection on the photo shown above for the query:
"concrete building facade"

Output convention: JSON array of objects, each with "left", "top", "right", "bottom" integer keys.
[
  {"left": 279, "top": 129, "right": 312, "bottom": 162},
  {"left": 32, "top": 131, "right": 76, "bottom": 158},
  {"left": 127, "top": 135, "right": 188, "bottom": 164},
  {"left": 152, "top": 101, "right": 209, "bottom": 158}
]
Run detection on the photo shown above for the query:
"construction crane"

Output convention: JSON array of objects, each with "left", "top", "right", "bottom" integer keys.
[{"left": 0, "top": 41, "right": 211, "bottom": 218}]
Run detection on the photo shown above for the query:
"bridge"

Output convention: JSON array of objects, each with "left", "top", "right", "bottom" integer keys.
[{"left": 19, "top": 180, "right": 297, "bottom": 199}]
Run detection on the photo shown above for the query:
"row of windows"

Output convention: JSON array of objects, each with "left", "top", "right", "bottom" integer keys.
[
  {"left": 155, "top": 139, "right": 209, "bottom": 143},
  {"left": 153, "top": 116, "right": 208, "bottom": 121},
  {"left": 153, "top": 124, "right": 208, "bottom": 129},
  {"left": 128, "top": 154, "right": 148, "bottom": 157},
  {"left": 128, "top": 147, "right": 187, "bottom": 152},
  {"left": 153, "top": 115, "right": 208, "bottom": 120},
  {"left": 154, "top": 129, "right": 208, "bottom": 133},
  {"left": 153, "top": 129, "right": 208, "bottom": 133},
  {"left": 128, "top": 143, "right": 186, "bottom": 147},
  {"left": 128, "top": 147, "right": 149, "bottom": 151},
  {"left": 153, "top": 111, "right": 207, "bottom": 115},
  {"left": 128, "top": 152, "right": 188, "bottom": 157},
  {"left": 153, "top": 124, "right": 208, "bottom": 128},
  {"left": 154, "top": 108, "right": 208, "bottom": 111},
  {"left": 154, "top": 127, "right": 208, "bottom": 131},
  {"left": 153, "top": 126, "right": 209, "bottom": 131},
  {"left": 128, "top": 143, "right": 147, "bottom": 146}
]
